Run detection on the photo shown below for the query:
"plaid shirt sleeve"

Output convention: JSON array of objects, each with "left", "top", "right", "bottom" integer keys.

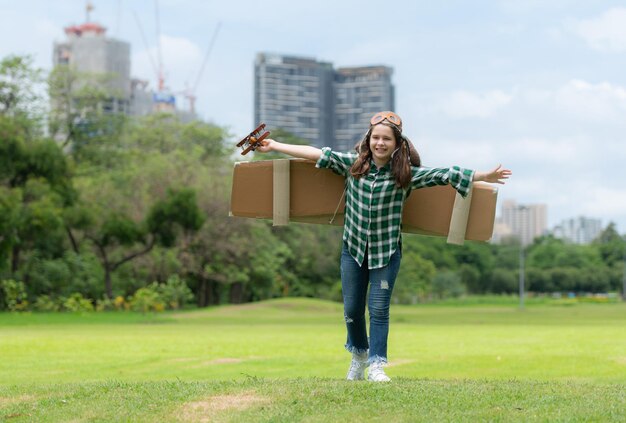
[
  {"left": 410, "top": 166, "right": 475, "bottom": 198},
  {"left": 315, "top": 147, "right": 357, "bottom": 176}
]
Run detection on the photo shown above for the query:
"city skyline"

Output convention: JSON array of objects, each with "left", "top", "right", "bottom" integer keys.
[
  {"left": 2, "top": 1, "right": 626, "bottom": 232},
  {"left": 493, "top": 200, "right": 604, "bottom": 245}
]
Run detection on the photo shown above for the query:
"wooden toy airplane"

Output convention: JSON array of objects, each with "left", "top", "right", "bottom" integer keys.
[{"left": 236, "top": 123, "right": 270, "bottom": 155}]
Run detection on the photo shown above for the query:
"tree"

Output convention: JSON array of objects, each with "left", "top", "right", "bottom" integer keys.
[
  {"left": 60, "top": 113, "right": 230, "bottom": 302},
  {"left": 432, "top": 270, "right": 466, "bottom": 299},
  {"left": 453, "top": 241, "right": 495, "bottom": 292},
  {"left": 393, "top": 251, "right": 436, "bottom": 304},
  {"left": 0, "top": 55, "right": 43, "bottom": 133},
  {"left": 527, "top": 236, "right": 565, "bottom": 270},
  {"left": 593, "top": 223, "right": 624, "bottom": 267},
  {"left": 524, "top": 235, "right": 612, "bottom": 293},
  {"left": 123, "top": 113, "right": 227, "bottom": 157},
  {"left": 0, "top": 125, "right": 74, "bottom": 274},
  {"left": 76, "top": 188, "right": 204, "bottom": 298},
  {"left": 549, "top": 267, "right": 579, "bottom": 293},
  {"left": 0, "top": 55, "right": 74, "bottom": 281},
  {"left": 492, "top": 241, "right": 520, "bottom": 270},
  {"left": 0, "top": 187, "right": 20, "bottom": 272},
  {"left": 526, "top": 267, "right": 552, "bottom": 292},
  {"left": 11, "top": 179, "right": 67, "bottom": 273},
  {"left": 454, "top": 242, "right": 494, "bottom": 275},
  {"left": 48, "top": 65, "right": 127, "bottom": 167},
  {"left": 270, "top": 223, "right": 341, "bottom": 298},
  {"left": 179, "top": 212, "right": 294, "bottom": 306},
  {"left": 489, "top": 268, "right": 517, "bottom": 293},
  {"left": 403, "top": 236, "right": 458, "bottom": 270},
  {"left": 459, "top": 263, "right": 482, "bottom": 293}
]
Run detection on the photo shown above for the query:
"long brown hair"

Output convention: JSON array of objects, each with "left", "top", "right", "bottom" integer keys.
[{"left": 349, "top": 123, "right": 421, "bottom": 189}]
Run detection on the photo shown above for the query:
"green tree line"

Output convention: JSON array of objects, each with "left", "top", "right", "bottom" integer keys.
[{"left": 0, "top": 54, "right": 624, "bottom": 311}]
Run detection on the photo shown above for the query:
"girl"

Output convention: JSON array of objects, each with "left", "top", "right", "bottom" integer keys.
[{"left": 256, "top": 111, "right": 511, "bottom": 382}]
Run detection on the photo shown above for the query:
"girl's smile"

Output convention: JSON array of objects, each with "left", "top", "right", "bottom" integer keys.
[{"left": 369, "top": 124, "right": 397, "bottom": 167}]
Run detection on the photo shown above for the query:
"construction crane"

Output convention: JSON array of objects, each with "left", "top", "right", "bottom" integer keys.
[
  {"left": 132, "top": 0, "right": 220, "bottom": 115},
  {"left": 178, "top": 21, "right": 221, "bottom": 115}
]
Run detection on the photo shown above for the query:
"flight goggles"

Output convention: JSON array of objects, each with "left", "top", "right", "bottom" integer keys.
[{"left": 370, "top": 111, "right": 402, "bottom": 130}]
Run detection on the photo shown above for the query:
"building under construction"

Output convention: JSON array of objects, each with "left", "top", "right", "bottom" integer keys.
[{"left": 52, "top": 4, "right": 195, "bottom": 121}]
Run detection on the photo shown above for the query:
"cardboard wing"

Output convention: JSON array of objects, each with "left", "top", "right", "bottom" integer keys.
[{"left": 230, "top": 159, "right": 498, "bottom": 243}]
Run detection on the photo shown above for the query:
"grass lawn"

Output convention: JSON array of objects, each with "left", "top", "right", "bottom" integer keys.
[{"left": 1, "top": 298, "right": 625, "bottom": 422}]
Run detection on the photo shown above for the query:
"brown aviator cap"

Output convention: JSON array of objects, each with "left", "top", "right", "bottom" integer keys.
[{"left": 370, "top": 111, "right": 421, "bottom": 166}]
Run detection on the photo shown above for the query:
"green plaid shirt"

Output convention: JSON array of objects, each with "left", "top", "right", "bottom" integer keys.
[{"left": 316, "top": 147, "right": 475, "bottom": 269}]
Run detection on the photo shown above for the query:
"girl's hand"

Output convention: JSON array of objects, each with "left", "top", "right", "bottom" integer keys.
[
  {"left": 474, "top": 165, "right": 512, "bottom": 184},
  {"left": 255, "top": 138, "right": 275, "bottom": 153}
]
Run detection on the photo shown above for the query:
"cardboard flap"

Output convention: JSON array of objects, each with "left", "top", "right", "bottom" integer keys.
[
  {"left": 273, "top": 159, "right": 290, "bottom": 226},
  {"left": 447, "top": 187, "right": 474, "bottom": 245},
  {"left": 230, "top": 159, "right": 498, "bottom": 242}
]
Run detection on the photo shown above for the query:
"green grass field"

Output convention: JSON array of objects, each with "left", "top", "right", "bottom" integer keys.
[{"left": 1, "top": 298, "right": 625, "bottom": 422}]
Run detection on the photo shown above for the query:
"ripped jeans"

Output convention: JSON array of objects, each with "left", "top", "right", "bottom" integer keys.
[{"left": 340, "top": 241, "right": 402, "bottom": 365}]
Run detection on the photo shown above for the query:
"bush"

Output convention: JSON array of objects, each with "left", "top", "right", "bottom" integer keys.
[
  {"left": 393, "top": 252, "right": 436, "bottom": 304},
  {"left": 22, "top": 252, "right": 103, "bottom": 300},
  {"left": 96, "top": 295, "right": 128, "bottom": 311},
  {"left": 1, "top": 279, "right": 29, "bottom": 311},
  {"left": 489, "top": 268, "right": 517, "bottom": 293},
  {"left": 62, "top": 293, "right": 94, "bottom": 312},
  {"left": 157, "top": 275, "right": 193, "bottom": 310},
  {"left": 33, "top": 295, "right": 61, "bottom": 312},
  {"left": 129, "top": 284, "right": 164, "bottom": 313},
  {"left": 432, "top": 270, "right": 466, "bottom": 299},
  {"left": 459, "top": 264, "right": 482, "bottom": 294},
  {"left": 527, "top": 268, "right": 553, "bottom": 292}
]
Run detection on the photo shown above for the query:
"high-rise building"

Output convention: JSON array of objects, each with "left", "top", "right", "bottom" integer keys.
[
  {"left": 493, "top": 200, "right": 547, "bottom": 246},
  {"left": 254, "top": 53, "right": 395, "bottom": 149},
  {"left": 552, "top": 216, "right": 602, "bottom": 244},
  {"left": 334, "top": 66, "right": 395, "bottom": 151},
  {"left": 254, "top": 53, "right": 334, "bottom": 147}
]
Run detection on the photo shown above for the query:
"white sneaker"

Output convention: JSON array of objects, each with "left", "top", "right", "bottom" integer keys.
[
  {"left": 346, "top": 355, "right": 369, "bottom": 381},
  {"left": 368, "top": 363, "right": 391, "bottom": 382}
]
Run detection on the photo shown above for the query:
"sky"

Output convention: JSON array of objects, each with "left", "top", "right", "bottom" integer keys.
[{"left": 2, "top": 0, "right": 626, "bottom": 234}]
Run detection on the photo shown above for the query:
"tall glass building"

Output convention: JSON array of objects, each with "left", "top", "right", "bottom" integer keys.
[
  {"left": 254, "top": 53, "right": 334, "bottom": 148},
  {"left": 334, "top": 66, "right": 395, "bottom": 151},
  {"left": 254, "top": 53, "right": 395, "bottom": 150}
]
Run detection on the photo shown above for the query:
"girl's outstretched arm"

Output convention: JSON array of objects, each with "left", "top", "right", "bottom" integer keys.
[
  {"left": 256, "top": 139, "right": 322, "bottom": 161},
  {"left": 473, "top": 164, "right": 512, "bottom": 184}
]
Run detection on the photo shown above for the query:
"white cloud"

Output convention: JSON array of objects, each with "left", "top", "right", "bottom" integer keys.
[
  {"left": 506, "top": 136, "right": 594, "bottom": 165},
  {"left": 439, "top": 90, "right": 513, "bottom": 118},
  {"left": 503, "top": 175, "right": 572, "bottom": 206},
  {"left": 494, "top": 23, "right": 525, "bottom": 36},
  {"left": 0, "top": 12, "right": 60, "bottom": 69},
  {"left": 571, "top": 7, "right": 626, "bottom": 52},
  {"left": 497, "top": 0, "right": 571, "bottom": 15},
  {"left": 418, "top": 134, "right": 595, "bottom": 172},
  {"left": 518, "top": 79, "right": 626, "bottom": 126},
  {"left": 436, "top": 79, "right": 626, "bottom": 126},
  {"left": 132, "top": 34, "right": 203, "bottom": 92},
  {"left": 580, "top": 186, "right": 626, "bottom": 220},
  {"left": 331, "top": 38, "right": 414, "bottom": 68},
  {"left": 416, "top": 137, "right": 500, "bottom": 169},
  {"left": 554, "top": 79, "right": 626, "bottom": 122}
]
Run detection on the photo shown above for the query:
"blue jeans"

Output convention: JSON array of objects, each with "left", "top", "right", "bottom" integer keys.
[{"left": 340, "top": 242, "right": 402, "bottom": 365}]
